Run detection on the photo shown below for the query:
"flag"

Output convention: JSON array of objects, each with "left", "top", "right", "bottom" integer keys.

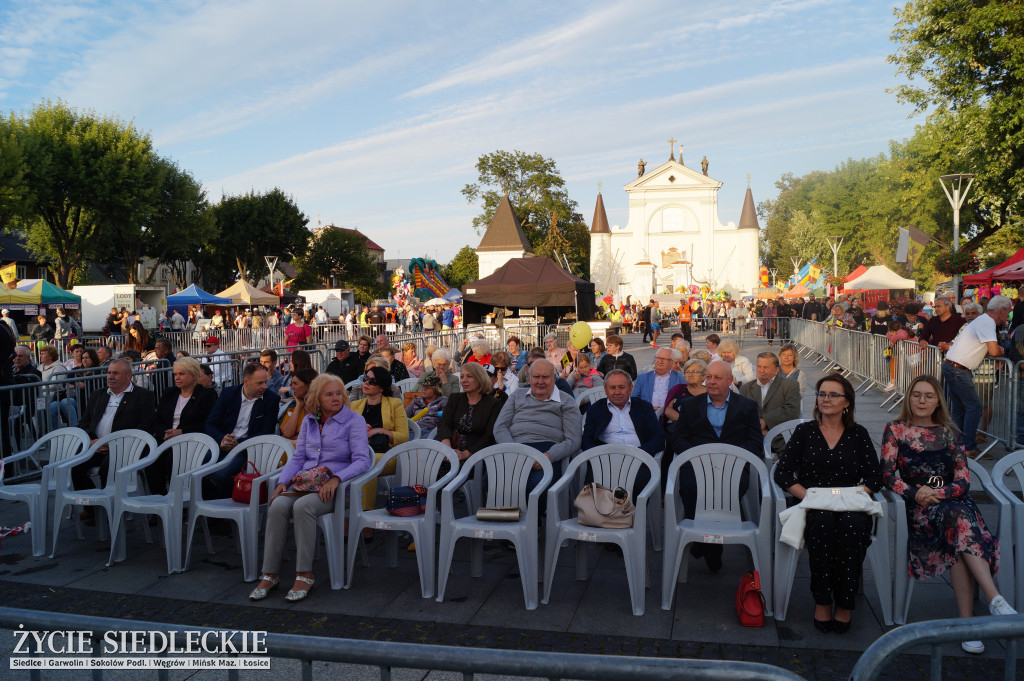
[
  {"left": 907, "top": 226, "right": 929, "bottom": 273},
  {"left": 0, "top": 263, "right": 16, "bottom": 284}
]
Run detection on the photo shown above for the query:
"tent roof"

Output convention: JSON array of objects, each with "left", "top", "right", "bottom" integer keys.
[
  {"left": 476, "top": 195, "right": 533, "bottom": 253},
  {"left": 463, "top": 257, "right": 594, "bottom": 309},
  {"left": 216, "top": 280, "right": 278, "bottom": 305},
  {"left": 12, "top": 279, "right": 81, "bottom": 305},
  {"left": 783, "top": 284, "right": 809, "bottom": 298},
  {"left": 844, "top": 265, "right": 916, "bottom": 291},
  {"left": 167, "top": 284, "right": 233, "bottom": 306},
  {"left": 994, "top": 261, "right": 1024, "bottom": 280},
  {"left": 845, "top": 265, "right": 868, "bottom": 282},
  {"left": 963, "top": 248, "right": 1024, "bottom": 286}
]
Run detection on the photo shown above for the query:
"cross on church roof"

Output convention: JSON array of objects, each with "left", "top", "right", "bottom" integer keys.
[{"left": 667, "top": 137, "right": 677, "bottom": 161}]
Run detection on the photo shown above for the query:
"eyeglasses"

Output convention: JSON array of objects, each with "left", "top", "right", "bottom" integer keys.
[
  {"left": 910, "top": 392, "right": 938, "bottom": 401},
  {"left": 204, "top": 343, "right": 216, "bottom": 347},
  {"left": 684, "top": 370, "right": 704, "bottom": 376},
  {"left": 493, "top": 366, "right": 508, "bottom": 372},
  {"left": 815, "top": 391, "right": 845, "bottom": 401},
  {"left": 363, "top": 376, "right": 378, "bottom": 385}
]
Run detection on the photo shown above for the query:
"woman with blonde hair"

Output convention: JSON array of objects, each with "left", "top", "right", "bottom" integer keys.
[
  {"left": 402, "top": 341, "right": 425, "bottom": 378},
  {"left": 882, "top": 375, "right": 1016, "bottom": 653},
  {"left": 250, "top": 373, "right": 371, "bottom": 602},
  {"left": 435, "top": 362, "right": 500, "bottom": 462},
  {"left": 717, "top": 339, "right": 754, "bottom": 386}
]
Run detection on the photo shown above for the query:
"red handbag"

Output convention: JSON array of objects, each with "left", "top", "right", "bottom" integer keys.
[
  {"left": 232, "top": 461, "right": 267, "bottom": 504},
  {"left": 735, "top": 570, "right": 766, "bottom": 626}
]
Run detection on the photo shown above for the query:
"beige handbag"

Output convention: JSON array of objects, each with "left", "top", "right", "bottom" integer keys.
[{"left": 574, "top": 482, "right": 635, "bottom": 528}]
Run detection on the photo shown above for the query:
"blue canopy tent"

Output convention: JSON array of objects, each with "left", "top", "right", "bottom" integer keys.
[
  {"left": 166, "top": 285, "right": 233, "bottom": 317},
  {"left": 442, "top": 288, "right": 462, "bottom": 302}
]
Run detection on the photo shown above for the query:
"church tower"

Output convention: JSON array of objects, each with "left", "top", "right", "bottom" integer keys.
[
  {"left": 736, "top": 182, "right": 761, "bottom": 293},
  {"left": 589, "top": 192, "right": 612, "bottom": 292},
  {"left": 475, "top": 194, "right": 534, "bottom": 279}
]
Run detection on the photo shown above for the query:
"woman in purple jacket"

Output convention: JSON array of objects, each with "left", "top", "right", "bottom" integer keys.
[{"left": 249, "top": 373, "right": 371, "bottom": 603}]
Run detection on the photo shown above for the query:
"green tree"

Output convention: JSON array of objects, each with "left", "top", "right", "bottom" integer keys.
[
  {"left": 144, "top": 162, "right": 217, "bottom": 289},
  {"left": 17, "top": 100, "right": 160, "bottom": 288},
  {"left": 441, "top": 246, "right": 479, "bottom": 289},
  {"left": 461, "top": 150, "right": 590, "bottom": 275},
  {"left": 211, "top": 188, "right": 309, "bottom": 285},
  {"left": 292, "top": 226, "right": 380, "bottom": 293},
  {"left": 889, "top": 0, "right": 1024, "bottom": 250},
  {"left": 0, "top": 113, "right": 28, "bottom": 233}
]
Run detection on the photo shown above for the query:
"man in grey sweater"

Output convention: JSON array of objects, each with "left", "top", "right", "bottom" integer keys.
[{"left": 494, "top": 359, "right": 582, "bottom": 492}]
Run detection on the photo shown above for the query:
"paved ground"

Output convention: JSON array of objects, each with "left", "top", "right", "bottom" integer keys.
[{"left": 0, "top": 329, "right": 1020, "bottom": 680}]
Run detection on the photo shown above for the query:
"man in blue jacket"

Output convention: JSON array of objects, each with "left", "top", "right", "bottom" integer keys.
[
  {"left": 203, "top": 363, "right": 281, "bottom": 498},
  {"left": 582, "top": 369, "right": 664, "bottom": 499},
  {"left": 631, "top": 347, "right": 685, "bottom": 411}
]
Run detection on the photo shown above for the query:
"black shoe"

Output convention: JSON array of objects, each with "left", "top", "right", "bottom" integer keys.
[
  {"left": 704, "top": 545, "right": 723, "bottom": 573},
  {"left": 813, "top": 618, "right": 833, "bottom": 633},
  {"left": 832, "top": 619, "right": 851, "bottom": 634},
  {"left": 689, "top": 544, "right": 704, "bottom": 558}
]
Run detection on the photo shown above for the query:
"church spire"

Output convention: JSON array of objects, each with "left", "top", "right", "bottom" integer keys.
[
  {"left": 738, "top": 184, "right": 759, "bottom": 230},
  {"left": 590, "top": 192, "right": 611, "bottom": 234},
  {"left": 476, "top": 194, "right": 534, "bottom": 252}
]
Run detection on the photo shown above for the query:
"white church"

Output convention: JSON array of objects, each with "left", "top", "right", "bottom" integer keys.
[
  {"left": 474, "top": 144, "right": 761, "bottom": 303},
  {"left": 589, "top": 147, "right": 761, "bottom": 302}
]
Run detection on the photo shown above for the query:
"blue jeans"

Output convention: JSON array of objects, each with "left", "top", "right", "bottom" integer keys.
[
  {"left": 523, "top": 441, "right": 562, "bottom": 496},
  {"left": 941, "top": 362, "right": 982, "bottom": 451}
]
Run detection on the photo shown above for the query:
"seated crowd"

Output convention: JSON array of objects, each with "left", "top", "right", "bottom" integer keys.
[{"left": 9, "top": 325, "right": 1017, "bottom": 644}]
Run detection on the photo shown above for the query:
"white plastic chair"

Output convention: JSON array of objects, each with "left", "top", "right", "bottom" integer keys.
[
  {"left": 396, "top": 378, "right": 419, "bottom": 395},
  {"left": 436, "top": 443, "right": 553, "bottom": 610},
  {"left": 315, "top": 445, "right": 373, "bottom": 590},
  {"left": 543, "top": 444, "right": 660, "bottom": 615},
  {"left": 50, "top": 429, "right": 158, "bottom": 558},
  {"left": 986, "top": 451, "right": 1024, "bottom": 609},
  {"left": 762, "top": 419, "right": 808, "bottom": 462},
  {"left": 890, "top": 458, "right": 1010, "bottom": 624},
  {"left": 0, "top": 428, "right": 90, "bottom": 556},
  {"left": 107, "top": 434, "right": 219, "bottom": 573},
  {"left": 346, "top": 440, "right": 460, "bottom": 597},
  {"left": 407, "top": 418, "right": 421, "bottom": 441},
  {"left": 183, "top": 435, "right": 293, "bottom": 582},
  {"left": 661, "top": 443, "right": 773, "bottom": 614},
  {"left": 769, "top": 462, "right": 894, "bottom": 624},
  {"left": 575, "top": 386, "right": 606, "bottom": 408}
]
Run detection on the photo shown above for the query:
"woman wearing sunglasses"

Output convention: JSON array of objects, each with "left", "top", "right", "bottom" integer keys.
[
  {"left": 352, "top": 366, "right": 410, "bottom": 520},
  {"left": 881, "top": 375, "right": 1015, "bottom": 654},
  {"left": 773, "top": 373, "right": 882, "bottom": 634}
]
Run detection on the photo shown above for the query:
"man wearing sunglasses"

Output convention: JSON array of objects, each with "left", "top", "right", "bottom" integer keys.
[{"left": 200, "top": 336, "right": 231, "bottom": 387}]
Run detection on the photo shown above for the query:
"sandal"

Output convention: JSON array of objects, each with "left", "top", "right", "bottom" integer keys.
[
  {"left": 285, "top": 575, "right": 314, "bottom": 602},
  {"left": 248, "top": 575, "right": 279, "bottom": 601}
]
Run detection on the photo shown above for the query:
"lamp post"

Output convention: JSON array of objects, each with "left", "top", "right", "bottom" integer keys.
[
  {"left": 825, "top": 236, "right": 844, "bottom": 297},
  {"left": 939, "top": 173, "right": 975, "bottom": 299},
  {"left": 264, "top": 255, "right": 278, "bottom": 294},
  {"left": 768, "top": 268, "right": 778, "bottom": 288}
]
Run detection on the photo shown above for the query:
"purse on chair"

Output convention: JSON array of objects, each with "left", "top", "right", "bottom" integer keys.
[
  {"left": 386, "top": 485, "right": 428, "bottom": 516},
  {"left": 574, "top": 482, "right": 635, "bottom": 528},
  {"left": 232, "top": 461, "right": 267, "bottom": 504},
  {"left": 735, "top": 570, "right": 766, "bottom": 626},
  {"left": 287, "top": 466, "right": 332, "bottom": 494}
]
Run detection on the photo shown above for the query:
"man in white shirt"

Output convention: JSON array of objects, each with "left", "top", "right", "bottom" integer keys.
[
  {"left": 942, "top": 294, "right": 1012, "bottom": 457},
  {"left": 200, "top": 336, "right": 231, "bottom": 387},
  {"left": 0, "top": 309, "right": 17, "bottom": 338},
  {"left": 170, "top": 309, "right": 185, "bottom": 331}
]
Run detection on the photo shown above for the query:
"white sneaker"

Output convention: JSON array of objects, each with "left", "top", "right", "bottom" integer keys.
[
  {"left": 989, "top": 595, "right": 1017, "bottom": 616},
  {"left": 961, "top": 640, "right": 985, "bottom": 654},
  {"left": 883, "top": 382, "right": 896, "bottom": 392}
]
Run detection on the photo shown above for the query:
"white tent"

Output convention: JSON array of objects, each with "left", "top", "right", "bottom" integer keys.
[{"left": 844, "top": 265, "right": 916, "bottom": 291}]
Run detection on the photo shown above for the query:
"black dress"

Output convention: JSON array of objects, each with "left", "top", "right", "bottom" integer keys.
[{"left": 774, "top": 421, "right": 883, "bottom": 610}]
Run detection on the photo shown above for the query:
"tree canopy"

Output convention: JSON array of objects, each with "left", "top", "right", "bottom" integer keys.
[
  {"left": 442, "top": 245, "right": 479, "bottom": 289},
  {"left": 462, "top": 150, "right": 590, "bottom": 276},
  {"left": 292, "top": 226, "right": 382, "bottom": 300}
]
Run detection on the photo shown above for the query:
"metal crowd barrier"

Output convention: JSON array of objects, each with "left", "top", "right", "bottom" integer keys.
[
  {"left": 0, "top": 607, "right": 807, "bottom": 681},
  {"left": 850, "top": 613, "right": 1023, "bottom": 681}
]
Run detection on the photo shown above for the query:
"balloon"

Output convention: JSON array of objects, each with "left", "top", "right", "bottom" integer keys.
[{"left": 569, "top": 321, "right": 593, "bottom": 350}]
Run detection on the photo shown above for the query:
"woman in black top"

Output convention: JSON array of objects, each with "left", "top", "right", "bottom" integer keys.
[
  {"left": 774, "top": 373, "right": 882, "bottom": 634},
  {"left": 435, "top": 363, "right": 501, "bottom": 461},
  {"left": 151, "top": 357, "right": 217, "bottom": 495},
  {"left": 594, "top": 334, "right": 637, "bottom": 379}
]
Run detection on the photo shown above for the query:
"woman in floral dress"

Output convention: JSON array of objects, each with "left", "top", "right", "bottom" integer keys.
[{"left": 881, "top": 375, "right": 1016, "bottom": 654}]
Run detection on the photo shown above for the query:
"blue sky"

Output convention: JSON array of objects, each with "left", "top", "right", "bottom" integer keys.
[{"left": 0, "top": 0, "right": 918, "bottom": 265}]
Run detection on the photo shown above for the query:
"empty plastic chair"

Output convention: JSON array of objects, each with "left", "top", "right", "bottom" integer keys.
[
  {"left": 183, "top": 435, "right": 293, "bottom": 582},
  {"left": 107, "top": 433, "right": 219, "bottom": 573},
  {"left": 50, "top": 429, "right": 158, "bottom": 558},
  {"left": 436, "top": 443, "right": 552, "bottom": 610},
  {"left": 992, "top": 450, "right": 1024, "bottom": 608},
  {"left": 543, "top": 444, "right": 660, "bottom": 615},
  {"left": 347, "top": 440, "right": 460, "bottom": 597},
  {"left": 762, "top": 419, "right": 808, "bottom": 462},
  {"left": 662, "top": 443, "right": 773, "bottom": 614},
  {"left": 0, "top": 428, "right": 90, "bottom": 556}
]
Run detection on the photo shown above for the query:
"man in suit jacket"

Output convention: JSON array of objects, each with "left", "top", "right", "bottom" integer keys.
[
  {"left": 631, "top": 348, "right": 686, "bottom": 410},
  {"left": 583, "top": 370, "right": 664, "bottom": 500},
  {"left": 667, "top": 360, "right": 762, "bottom": 572},
  {"left": 739, "top": 351, "right": 801, "bottom": 455},
  {"left": 73, "top": 358, "right": 157, "bottom": 492},
  {"left": 203, "top": 363, "right": 281, "bottom": 498}
]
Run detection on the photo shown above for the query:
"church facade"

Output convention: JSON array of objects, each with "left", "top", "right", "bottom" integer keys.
[{"left": 589, "top": 153, "right": 760, "bottom": 303}]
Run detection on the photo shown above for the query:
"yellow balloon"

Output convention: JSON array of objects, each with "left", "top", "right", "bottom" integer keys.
[{"left": 569, "top": 321, "right": 593, "bottom": 350}]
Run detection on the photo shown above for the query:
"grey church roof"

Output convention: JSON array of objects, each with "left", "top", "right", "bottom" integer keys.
[
  {"left": 590, "top": 193, "right": 610, "bottom": 234},
  {"left": 738, "top": 186, "right": 759, "bottom": 230},
  {"left": 476, "top": 194, "right": 534, "bottom": 253}
]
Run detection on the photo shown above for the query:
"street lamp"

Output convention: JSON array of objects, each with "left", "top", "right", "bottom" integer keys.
[
  {"left": 264, "top": 255, "right": 278, "bottom": 293},
  {"left": 768, "top": 268, "right": 778, "bottom": 288},
  {"left": 939, "top": 173, "right": 975, "bottom": 298},
  {"left": 825, "top": 236, "right": 844, "bottom": 297}
]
